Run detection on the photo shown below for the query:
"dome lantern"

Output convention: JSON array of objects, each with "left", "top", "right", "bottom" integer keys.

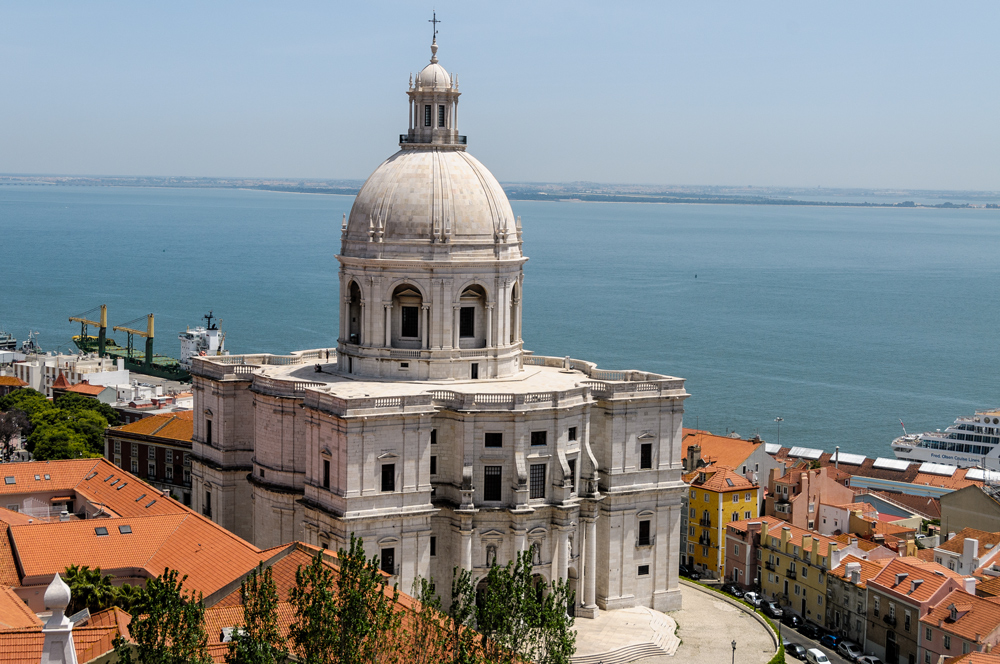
[{"left": 402, "top": 37, "right": 465, "bottom": 148}]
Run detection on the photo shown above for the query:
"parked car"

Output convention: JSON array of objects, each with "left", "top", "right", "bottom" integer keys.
[
  {"left": 819, "top": 634, "right": 841, "bottom": 649},
  {"left": 781, "top": 613, "right": 803, "bottom": 628},
  {"left": 837, "top": 641, "right": 863, "bottom": 661},
  {"left": 743, "top": 591, "right": 763, "bottom": 607},
  {"left": 784, "top": 643, "right": 808, "bottom": 660},
  {"left": 797, "top": 622, "right": 823, "bottom": 639},
  {"left": 761, "top": 600, "right": 784, "bottom": 619},
  {"left": 857, "top": 657, "right": 883, "bottom": 664},
  {"left": 805, "top": 649, "right": 830, "bottom": 664},
  {"left": 721, "top": 583, "right": 744, "bottom": 598}
]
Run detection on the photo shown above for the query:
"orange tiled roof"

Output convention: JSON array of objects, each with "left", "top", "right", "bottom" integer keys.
[
  {"left": 682, "top": 429, "right": 762, "bottom": 472},
  {"left": 945, "top": 653, "right": 1000, "bottom": 664},
  {"left": 685, "top": 465, "right": 756, "bottom": 492},
  {"left": 829, "top": 554, "right": 891, "bottom": 589},
  {"left": 109, "top": 411, "right": 193, "bottom": 444},
  {"left": 0, "top": 586, "right": 40, "bottom": 629},
  {"left": 938, "top": 529, "right": 1000, "bottom": 557},
  {"left": 921, "top": 588, "right": 1000, "bottom": 642},
  {"left": 8, "top": 512, "right": 263, "bottom": 597},
  {"left": 872, "top": 520, "right": 916, "bottom": 537},
  {"left": 870, "top": 556, "right": 966, "bottom": 602},
  {"left": 832, "top": 533, "right": 883, "bottom": 552},
  {"left": 976, "top": 576, "right": 1000, "bottom": 598},
  {"left": 761, "top": 520, "right": 840, "bottom": 557},
  {"left": 0, "top": 613, "right": 129, "bottom": 664},
  {"left": 0, "top": 526, "right": 21, "bottom": 588},
  {"left": 0, "top": 377, "right": 27, "bottom": 387},
  {"left": 64, "top": 381, "right": 107, "bottom": 396}
]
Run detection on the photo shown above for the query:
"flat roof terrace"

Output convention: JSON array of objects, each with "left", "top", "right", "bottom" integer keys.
[{"left": 191, "top": 350, "right": 686, "bottom": 417}]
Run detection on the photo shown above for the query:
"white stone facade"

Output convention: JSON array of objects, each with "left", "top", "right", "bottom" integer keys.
[{"left": 188, "top": 38, "right": 688, "bottom": 616}]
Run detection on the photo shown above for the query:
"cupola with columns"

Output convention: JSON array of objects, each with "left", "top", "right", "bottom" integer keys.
[{"left": 336, "top": 35, "right": 526, "bottom": 381}]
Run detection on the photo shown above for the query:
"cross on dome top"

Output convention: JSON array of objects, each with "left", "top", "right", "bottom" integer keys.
[{"left": 428, "top": 12, "right": 441, "bottom": 63}]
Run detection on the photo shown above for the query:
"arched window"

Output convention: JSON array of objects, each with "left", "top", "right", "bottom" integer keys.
[
  {"left": 509, "top": 283, "right": 519, "bottom": 344},
  {"left": 391, "top": 284, "right": 423, "bottom": 349},
  {"left": 458, "top": 285, "right": 486, "bottom": 349}
]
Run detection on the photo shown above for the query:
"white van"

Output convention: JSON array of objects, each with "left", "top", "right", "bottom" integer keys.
[{"left": 805, "top": 648, "right": 830, "bottom": 664}]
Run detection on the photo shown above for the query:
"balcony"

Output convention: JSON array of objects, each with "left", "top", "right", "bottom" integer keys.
[
  {"left": 786, "top": 569, "right": 797, "bottom": 580},
  {"left": 765, "top": 561, "right": 776, "bottom": 572},
  {"left": 698, "top": 534, "right": 712, "bottom": 547},
  {"left": 883, "top": 615, "right": 897, "bottom": 627},
  {"left": 775, "top": 502, "right": 791, "bottom": 515},
  {"left": 699, "top": 516, "right": 712, "bottom": 527}
]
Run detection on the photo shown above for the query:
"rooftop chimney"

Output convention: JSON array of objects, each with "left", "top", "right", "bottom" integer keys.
[
  {"left": 846, "top": 561, "right": 862, "bottom": 584},
  {"left": 895, "top": 572, "right": 909, "bottom": 586},
  {"left": 965, "top": 577, "right": 977, "bottom": 594},
  {"left": 687, "top": 445, "right": 702, "bottom": 472}
]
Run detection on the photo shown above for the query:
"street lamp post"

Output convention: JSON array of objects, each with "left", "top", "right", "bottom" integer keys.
[
  {"left": 774, "top": 417, "right": 783, "bottom": 447},
  {"left": 731, "top": 640, "right": 736, "bottom": 664}
]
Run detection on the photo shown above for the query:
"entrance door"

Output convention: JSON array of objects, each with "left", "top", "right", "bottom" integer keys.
[
  {"left": 886, "top": 631, "right": 898, "bottom": 663},
  {"left": 801, "top": 598, "right": 806, "bottom": 617}
]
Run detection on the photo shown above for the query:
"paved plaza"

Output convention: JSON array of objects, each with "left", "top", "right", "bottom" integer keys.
[{"left": 572, "top": 584, "right": 777, "bottom": 664}]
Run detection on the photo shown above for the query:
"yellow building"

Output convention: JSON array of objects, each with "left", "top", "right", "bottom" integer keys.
[
  {"left": 758, "top": 520, "right": 843, "bottom": 624},
  {"left": 684, "top": 465, "right": 760, "bottom": 578}
]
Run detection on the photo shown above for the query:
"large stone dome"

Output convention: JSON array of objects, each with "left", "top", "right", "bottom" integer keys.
[{"left": 341, "top": 148, "right": 520, "bottom": 260}]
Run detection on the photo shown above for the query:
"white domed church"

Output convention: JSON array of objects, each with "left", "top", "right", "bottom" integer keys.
[{"left": 189, "top": 37, "right": 688, "bottom": 616}]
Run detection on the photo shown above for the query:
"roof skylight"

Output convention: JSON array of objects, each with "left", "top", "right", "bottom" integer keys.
[
  {"left": 94, "top": 527, "right": 108, "bottom": 536},
  {"left": 145, "top": 500, "right": 157, "bottom": 508},
  {"left": 118, "top": 525, "right": 132, "bottom": 534},
  {"left": 3, "top": 477, "right": 14, "bottom": 485}
]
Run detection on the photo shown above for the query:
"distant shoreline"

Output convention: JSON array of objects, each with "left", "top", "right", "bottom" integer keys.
[{"left": 2, "top": 178, "right": 999, "bottom": 209}]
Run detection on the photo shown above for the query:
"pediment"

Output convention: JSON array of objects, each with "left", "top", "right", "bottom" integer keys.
[
  {"left": 528, "top": 527, "right": 547, "bottom": 537},
  {"left": 377, "top": 451, "right": 399, "bottom": 460},
  {"left": 480, "top": 529, "right": 505, "bottom": 539},
  {"left": 638, "top": 431, "right": 656, "bottom": 440}
]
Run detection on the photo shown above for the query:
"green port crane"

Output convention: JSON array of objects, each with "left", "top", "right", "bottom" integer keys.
[
  {"left": 113, "top": 314, "right": 155, "bottom": 368},
  {"left": 69, "top": 305, "right": 108, "bottom": 356}
]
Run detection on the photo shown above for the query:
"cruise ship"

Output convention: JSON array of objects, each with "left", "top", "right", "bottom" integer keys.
[{"left": 892, "top": 409, "right": 1000, "bottom": 470}]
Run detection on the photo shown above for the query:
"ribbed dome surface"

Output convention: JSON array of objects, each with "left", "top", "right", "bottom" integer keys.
[
  {"left": 416, "top": 62, "right": 451, "bottom": 90},
  {"left": 343, "top": 148, "right": 519, "bottom": 260}
]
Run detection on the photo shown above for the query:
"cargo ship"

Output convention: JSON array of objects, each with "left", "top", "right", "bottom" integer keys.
[{"left": 70, "top": 306, "right": 227, "bottom": 382}]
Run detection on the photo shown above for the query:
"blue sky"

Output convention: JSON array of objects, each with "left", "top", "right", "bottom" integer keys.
[{"left": 1, "top": 2, "right": 998, "bottom": 189}]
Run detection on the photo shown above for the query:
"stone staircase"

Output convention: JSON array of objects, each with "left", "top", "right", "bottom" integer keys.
[{"left": 571, "top": 607, "right": 679, "bottom": 664}]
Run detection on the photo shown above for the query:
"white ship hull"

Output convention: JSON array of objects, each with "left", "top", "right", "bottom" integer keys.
[{"left": 892, "top": 409, "right": 1000, "bottom": 471}]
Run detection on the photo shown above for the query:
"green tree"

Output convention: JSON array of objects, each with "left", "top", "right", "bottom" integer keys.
[
  {"left": 405, "top": 577, "right": 451, "bottom": 664},
  {"left": 29, "top": 423, "right": 95, "bottom": 460},
  {"left": 64, "top": 564, "right": 117, "bottom": 615},
  {"left": 448, "top": 568, "right": 481, "bottom": 664},
  {"left": 288, "top": 549, "right": 338, "bottom": 664},
  {"left": 55, "top": 391, "right": 121, "bottom": 426},
  {"left": 536, "top": 577, "right": 576, "bottom": 664},
  {"left": 113, "top": 568, "right": 212, "bottom": 664},
  {"left": 112, "top": 582, "right": 146, "bottom": 613},
  {"left": 226, "top": 563, "right": 287, "bottom": 664},
  {"left": 0, "top": 388, "right": 51, "bottom": 418}
]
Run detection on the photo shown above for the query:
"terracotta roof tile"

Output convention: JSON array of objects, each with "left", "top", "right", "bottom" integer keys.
[
  {"left": 829, "top": 554, "right": 891, "bottom": 589},
  {"left": 976, "top": 576, "right": 1000, "bottom": 598},
  {"left": 50, "top": 374, "right": 70, "bottom": 390},
  {"left": 938, "top": 529, "right": 1000, "bottom": 557},
  {"left": 945, "top": 653, "right": 1000, "bottom": 664},
  {"left": 762, "top": 520, "right": 841, "bottom": 557},
  {"left": 870, "top": 557, "right": 966, "bottom": 602},
  {"left": 683, "top": 429, "right": 762, "bottom": 472},
  {"left": 0, "top": 377, "right": 27, "bottom": 387},
  {"left": 64, "top": 382, "right": 108, "bottom": 397},
  {"left": 0, "top": 526, "right": 21, "bottom": 587},
  {"left": 110, "top": 412, "right": 193, "bottom": 444},
  {"left": 867, "top": 490, "right": 942, "bottom": 519},
  {"left": 0, "top": 587, "right": 40, "bottom": 629},
  {"left": 921, "top": 588, "right": 1000, "bottom": 642},
  {"left": 685, "top": 465, "right": 757, "bottom": 492},
  {"left": 9, "top": 512, "right": 263, "bottom": 597},
  {"left": 833, "top": 533, "right": 883, "bottom": 553},
  {"left": 0, "top": 622, "right": 127, "bottom": 664}
]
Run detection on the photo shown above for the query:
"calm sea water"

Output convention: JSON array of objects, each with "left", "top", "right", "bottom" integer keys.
[{"left": 2, "top": 184, "right": 1000, "bottom": 459}]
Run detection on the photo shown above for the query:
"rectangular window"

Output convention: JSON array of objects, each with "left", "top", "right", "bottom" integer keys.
[
  {"left": 637, "top": 565, "right": 650, "bottom": 576},
  {"left": 925, "top": 628, "right": 932, "bottom": 641},
  {"left": 801, "top": 567, "right": 807, "bottom": 579},
  {"left": 745, "top": 492, "right": 751, "bottom": 502},
  {"left": 430, "top": 536, "right": 437, "bottom": 556},
  {"left": 381, "top": 464, "right": 396, "bottom": 492},
  {"left": 459, "top": 307, "right": 475, "bottom": 337},
  {"left": 323, "top": 459, "right": 330, "bottom": 489},
  {"left": 702, "top": 546, "right": 709, "bottom": 557},
  {"left": 424, "top": 105, "right": 431, "bottom": 126},
  {"left": 873, "top": 596, "right": 880, "bottom": 618},
  {"left": 431, "top": 429, "right": 437, "bottom": 445},
  {"left": 148, "top": 462, "right": 156, "bottom": 478},
  {"left": 131, "top": 459, "right": 138, "bottom": 473},
  {"left": 485, "top": 432, "right": 503, "bottom": 448},
  {"left": 530, "top": 464, "right": 545, "bottom": 499},
  {"left": 690, "top": 508, "right": 696, "bottom": 518},
  {"left": 131, "top": 443, "right": 138, "bottom": 457},
  {"left": 470, "top": 363, "right": 479, "bottom": 379},
  {"left": 734, "top": 544, "right": 740, "bottom": 556},
  {"left": 745, "top": 511, "right": 751, "bottom": 519},
  {"left": 689, "top": 526, "right": 695, "bottom": 536},
  {"left": 568, "top": 426, "right": 577, "bottom": 441},
  {"left": 640, "top": 443, "right": 652, "bottom": 469},
  {"left": 430, "top": 455, "right": 437, "bottom": 475},
  {"left": 184, "top": 453, "right": 191, "bottom": 467},
  {"left": 638, "top": 520, "right": 651, "bottom": 546},
  {"left": 165, "top": 466, "right": 173, "bottom": 480},
  {"left": 733, "top": 493, "right": 740, "bottom": 503},
  {"left": 531, "top": 431, "right": 547, "bottom": 446},
  {"left": 381, "top": 548, "right": 395, "bottom": 575},
  {"left": 730, "top": 512, "right": 738, "bottom": 522},
  {"left": 183, "top": 469, "right": 190, "bottom": 484},
  {"left": 148, "top": 447, "right": 156, "bottom": 460},
  {"left": 438, "top": 104, "right": 445, "bottom": 127},
  {"left": 567, "top": 458, "right": 576, "bottom": 493},
  {"left": 114, "top": 455, "right": 122, "bottom": 468},
  {"left": 944, "top": 635, "right": 951, "bottom": 650},
  {"left": 206, "top": 420, "right": 212, "bottom": 446},
  {"left": 904, "top": 610, "right": 911, "bottom": 631},
  {"left": 204, "top": 491, "right": 212, "bottom": 518},
  {"left": 114, "top": 440, "right": 121, "bottom": 454},
  {"left": 484, "top": 466, "right": 502, "bottom": 501},
  {"left": 401, "top": 306, "right": 419, "bottom": 338},
  {"left": 167, "top": 449, "right": 174, "bottom": 464}
]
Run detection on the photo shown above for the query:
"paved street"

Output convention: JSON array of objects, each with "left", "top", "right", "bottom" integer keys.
[{"left": 774, "top": 623, "right": 853, "bottom": 664}]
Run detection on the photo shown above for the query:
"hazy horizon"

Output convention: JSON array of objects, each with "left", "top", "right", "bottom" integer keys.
[{"left": 2, "top": 2, "right": 999, "bottom": 190}]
